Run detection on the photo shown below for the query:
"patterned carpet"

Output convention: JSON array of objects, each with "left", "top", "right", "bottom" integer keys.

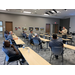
[{"left": 0, "top": 37, "right": 75, "bottom": 65}]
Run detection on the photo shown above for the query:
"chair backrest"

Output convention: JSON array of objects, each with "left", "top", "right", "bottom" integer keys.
[
  {"left": 58, "top": 37, "right": 63, "bottom": 42},
  {"left": 2, "top": 47, "right": 10, "bottom": 61},
  {"left": 33, "top": 38, "right": 39, "bottom": 45},
  {"left": 51, "top": 46, "right": 63, "bottom": 55},
  {"left": 4, "top": 34, "right": 8, "bottom": 40},
  {"left": 72, "top": 36, "right": 75, "bottom": 42}
]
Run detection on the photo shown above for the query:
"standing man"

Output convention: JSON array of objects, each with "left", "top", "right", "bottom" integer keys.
[{"left": 59, "top": 26, "right": 67, "bottom": 43}]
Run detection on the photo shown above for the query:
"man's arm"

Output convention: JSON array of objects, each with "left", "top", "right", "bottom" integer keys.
[
  {"left": 59, "top": 30, "right": 63, "bottom": 33},
  {"left": 10, "top": 44, "right": 19, "bottom": 55},
  {"left": 13, "top": 38, "right": 18, "bottom": 40}
]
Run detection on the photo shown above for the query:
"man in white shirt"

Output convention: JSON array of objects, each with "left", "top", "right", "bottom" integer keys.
[{"left": 59, "top": 26, "right": 67, "bottom": 43}]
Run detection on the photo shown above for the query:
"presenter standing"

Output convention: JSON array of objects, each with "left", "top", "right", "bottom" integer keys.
[{"left": 59, "top": 26, "right": 68, "bottom": 43}]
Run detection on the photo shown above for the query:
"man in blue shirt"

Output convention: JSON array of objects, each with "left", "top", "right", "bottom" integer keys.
[
  {"left": 49, "top": 34, "right": 64, "bottom": 59},
  {"left": 4, "top": 30, "right": 9, "bottom": 40},
  {"left": 28, "top": 30, "right": 33, "bottom": 43},
  {"left": 24, "top": 32, "right": 28, "bottom": 39},
  {"left": 22, "top": 31, "right": 25, "bottom": 37},
  {"left": 7, "top": 31, "right": 18, "bottom": 40},
  {"left": 32, "top": 33, "right": 42, "bottom": 49}
]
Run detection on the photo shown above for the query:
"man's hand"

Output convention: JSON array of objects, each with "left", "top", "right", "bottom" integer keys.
[
  {"left": 13, "top": 38, "right": 18, "bottom": 40},
  {"left": 59, "top": 30, "right": 60, "bottom": 32},
  {"left": 11, "top": 44, "right": 14, "bottom": 47}
]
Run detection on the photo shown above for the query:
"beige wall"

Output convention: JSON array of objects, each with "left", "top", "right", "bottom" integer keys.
[{"left": 0, "top": 13, "right": 60, "bottom": 36}]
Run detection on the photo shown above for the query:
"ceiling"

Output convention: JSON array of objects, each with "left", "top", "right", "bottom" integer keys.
[{"left": 0, "top": 9, "right": 75, "bottom": 18}]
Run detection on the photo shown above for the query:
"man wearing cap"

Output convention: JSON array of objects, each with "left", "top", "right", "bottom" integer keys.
[{"left": 32, "top": 33, "right": 42, "bottom": 49}]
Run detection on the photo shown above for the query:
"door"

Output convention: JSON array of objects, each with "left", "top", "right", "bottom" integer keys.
[
  {"left": 5, "top": 21, "right": 13, "bottom": 32},
  {"left": 46, "top": 24, "right": 50, "bottom": 34},
  {"left": 53, "top": 24, "right": 58, "bottom": 33}
]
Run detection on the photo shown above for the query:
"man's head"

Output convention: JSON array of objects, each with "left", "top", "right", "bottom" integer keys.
[
  {"left": 35, "top": 33, "right": 38, "bottom": 37},
  {"left": 9, "top": 31, "right": 13, "bottom": 35},
  {"left": 24, "top": 32, "right": 26, "bottom": 33},
  {"left": 23, "top": 31, "right": 24, "bottom": 33},
  {"left": 63, "top": 26, "right": 66, "bottom": 30},
  {"left": 52, "top": 34, "right": 57, "bottom": 39},
  {"left": 4, "top": 40, "right": 10, "bottom": 47},
  {"left": 30, "top": 30, "right": 33, "bottom": 33}
]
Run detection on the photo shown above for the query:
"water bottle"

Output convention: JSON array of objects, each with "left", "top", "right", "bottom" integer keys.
[
  {"left": 44, "top": 35, "right": 45, "bottom": 39},
  {"left": 18, "top": 37, "right": 20, "bottom": 40},
  {"left": 23, "top": 45, "right": 25, "bottom": 50},
  {"left": 66, "top": 42, "right": 67, "bottom": 45}
]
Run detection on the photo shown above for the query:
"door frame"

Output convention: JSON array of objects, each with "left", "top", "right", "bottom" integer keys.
[
  {"left": 45, "top": 24, "right": 50, "bottom": 34},
  {"left": 53, "top": 24, "right": 59, "bottom": 33},
  {"left": 5, "top": 21, "right": 13, "bottom": 32}
]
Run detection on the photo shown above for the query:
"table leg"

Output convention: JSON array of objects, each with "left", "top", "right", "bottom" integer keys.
[
  {"left": 71, "top": 38, "right": 72, "bottom": 45},
  {"left": 47, "top": 42, "right": 48, "bottom": 49}
]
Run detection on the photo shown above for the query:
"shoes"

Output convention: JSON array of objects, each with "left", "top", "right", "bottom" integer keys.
[{"left": 55, "top": 55, "right": 58, "bottom": 59}]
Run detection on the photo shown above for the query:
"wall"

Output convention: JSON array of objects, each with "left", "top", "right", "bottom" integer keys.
[
  {"left": 70, "top": 16, "right": 75, "bottom": 32},
  {"left": 0, "top": 13, "right": 60, "bottom": 36},
  {"left": 60, "top": 18, "right": 70, "bottom": 33}
]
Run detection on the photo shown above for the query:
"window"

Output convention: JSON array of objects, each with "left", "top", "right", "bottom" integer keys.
[
  {"left": 0, "top": 21, "right": 2, "bottom": 26},
  {"left": 0, "top": 27, "right": 3, "bottom": 31}
]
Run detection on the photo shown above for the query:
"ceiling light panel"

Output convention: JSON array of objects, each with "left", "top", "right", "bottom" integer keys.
[
  {"left": 23, "top": 11, "right": 31, "bottom": 13},
  {"left": 0, "top": 9, "right": 6, "bottom": 11}
]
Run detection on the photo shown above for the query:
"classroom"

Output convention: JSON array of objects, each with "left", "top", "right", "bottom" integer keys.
[{"left": 0, "top": 9, "right": 75, "bottom": 65}]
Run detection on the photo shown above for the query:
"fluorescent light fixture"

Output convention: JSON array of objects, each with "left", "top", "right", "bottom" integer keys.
[
  {"left": 33, "top": 9, "right": 37, "bottom": 10},
  {"left": 57, "top": 11, "right": 61, "bottom": 13},
  {"left": 0, "top": 9, "right": 6, "bottom": 10},
  {"left": 52, "top": 10, "right": 61, "bottom": 13},
  {"left": 51, "top": 11, "right": 55, "bottom": 13},
  {"left": 23, "top": 11, "right": 31, "bottom": 13},
  {"left": 44, "top": 14, "right": 49, "bottom": 15}
]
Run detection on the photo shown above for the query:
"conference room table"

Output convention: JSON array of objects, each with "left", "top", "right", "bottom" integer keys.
[
  {"left": 18, "top": 47, "right": 51, "bottom": 65},
  {"left": 12, "top": 33, "right": 25, "bottom": 45},
  {"left": 64, "top": 44, "right": 75, "bottom": 50}
]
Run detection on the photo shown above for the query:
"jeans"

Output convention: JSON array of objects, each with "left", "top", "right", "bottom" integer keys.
[{"left": 62, "top": 35, "right": 67, "bottom": 43}]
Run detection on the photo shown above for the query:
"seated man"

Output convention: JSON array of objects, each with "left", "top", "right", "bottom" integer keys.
[
  {"left": 4, "top": 40, "right": 25, "bottom": 64},
  {"left": 22, "top": 31, "right": 25, "bottom": 37},
  {"left": 32, "top": 33, "right": 42, "bottom": 49},
  {"left": 28, "top": 30, "right": 33, "bottom": 44},
  {"left": 49, "top": 34, "right": 64, "bottom": 59},
  {"left": 4, "top": 30, "right": 8, "bottom": 40},
  {"left": 24, "top": 32, "right": 28, "bottom": 39},
  {"left": 7, "top": 31, "right": 18, "bottom": 40}
]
